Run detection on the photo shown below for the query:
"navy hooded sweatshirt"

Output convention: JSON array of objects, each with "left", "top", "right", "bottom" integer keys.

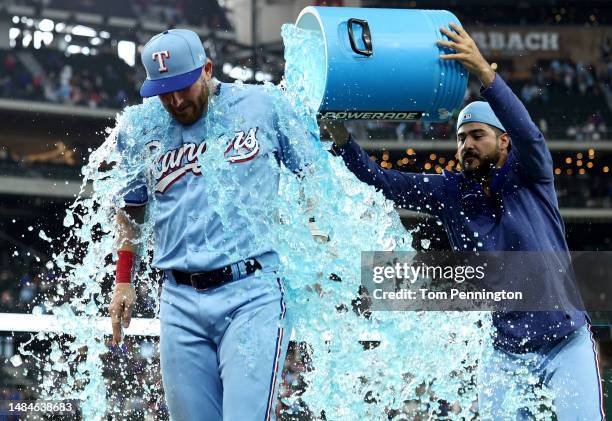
[{"left": 333, "top": 74, "right": 587, "bottom": 353}]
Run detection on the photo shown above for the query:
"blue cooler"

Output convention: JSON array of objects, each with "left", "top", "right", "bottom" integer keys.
[{"left": 294, "top": 6, "right": 467, "bottom": 122}]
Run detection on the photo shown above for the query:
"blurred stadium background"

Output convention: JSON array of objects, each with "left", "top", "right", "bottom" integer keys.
[{"left": 0, "top": 0, "right": 610, "bottom": 419}]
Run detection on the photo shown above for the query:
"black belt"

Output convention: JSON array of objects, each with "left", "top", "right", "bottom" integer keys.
[{"left": 172, "top": 259, "right": 262, "bottom": 291}]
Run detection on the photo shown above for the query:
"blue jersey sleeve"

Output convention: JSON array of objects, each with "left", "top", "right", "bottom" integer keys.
[
  {"left": 481, "top": 75, "right": 554, "bottom": 183},
  {"left": 272, "top": 93, "right": 320, "bottom": 174},
  {"left": 115, "top": 128, "right": 149, "bottom": 207},
  {"left": 332, "top": 136, "right": 447, "bottom": 216}
]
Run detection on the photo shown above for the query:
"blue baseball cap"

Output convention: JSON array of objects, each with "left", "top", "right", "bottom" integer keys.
[
  {"left": 140, "top": 29, "right": 207, "bottom": 98},
  {"left": 457, "top": 101, "right": 506, "bottom": 133}
]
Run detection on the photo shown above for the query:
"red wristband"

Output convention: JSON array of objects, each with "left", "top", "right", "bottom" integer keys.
[{"left": 116, "top": 250, "right": 135, "bottom": 284}]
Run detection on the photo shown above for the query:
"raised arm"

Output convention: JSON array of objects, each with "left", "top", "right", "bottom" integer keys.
[
  {"left": 325, "top": 122, "right": 446, "bottom": 217},
  {"left": 480, "top": 75, "right": 553, "bottom": 182},
  {"left": 437, "top": 23, "right": 553, "bottom": 183}
]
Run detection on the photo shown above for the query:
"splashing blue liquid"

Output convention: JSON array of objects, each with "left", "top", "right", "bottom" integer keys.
[
  {"left": 19, "top": 23, "right": 550, "bottom": 421},
  {"left": 278, "top": 23, "right": 549, "bottom": 419}
]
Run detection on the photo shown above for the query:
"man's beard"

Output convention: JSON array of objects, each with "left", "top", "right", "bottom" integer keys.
[
  {"left": 461, "top": 150, "right": 500, "bottom": 179},
  {"left": 166, "top": 82, "right": 209, "bottom": 125}
]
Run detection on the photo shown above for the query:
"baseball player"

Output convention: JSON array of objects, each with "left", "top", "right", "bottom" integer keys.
[
  {"left": 325, "top": 23, "right": 604, "bottom": 420},
  {"left": 107, "top": 29, "right": 318, "bottom": 421}
]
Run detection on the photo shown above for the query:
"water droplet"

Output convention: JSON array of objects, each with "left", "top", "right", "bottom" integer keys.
[
  {"left": 10, "top": 355, "right": 23, "bottom": 367},
  {"left": 63, "top": 211, "right": 74, "bottom": 227},
  {"left": 39, "top": 230, "right": 52, "bottom": 242}
]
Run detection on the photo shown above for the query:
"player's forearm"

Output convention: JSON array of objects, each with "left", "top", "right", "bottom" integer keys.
[
  {"left": 333, "top": 135, "right": 413, "bottom": 203},
  {"left": 481, "top": 75, "right": 543, "bottom": 143},
  {"left": 116, "top": 206, "right": 146, "bottom": 253},
  {"left": 332, "top": 135, "right": 446, "bottom": 215},
  {"left": 481, "top": 75, "right": 553, "bottom": 179},
  {"left": 115, "top": 206, "right": 145, "bottom": 285},
  {"left": 327, "top": 124, "right": 400, "bottom": 194}
]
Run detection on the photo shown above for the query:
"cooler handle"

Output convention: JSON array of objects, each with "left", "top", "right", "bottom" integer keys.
[{"left": 348, "top": 18, "right": 373, "bottom": 56}]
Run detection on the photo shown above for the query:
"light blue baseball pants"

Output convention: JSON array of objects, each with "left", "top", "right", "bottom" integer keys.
[
  {"left": 478, "top": 324, "right": 606, "bottom": 420},
  {"left": 159, "top": 264, "right": 290, "bottom": 421}
]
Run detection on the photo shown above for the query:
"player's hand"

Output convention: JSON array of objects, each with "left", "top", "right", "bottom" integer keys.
[
  {"left": 436, "top": 23, "right": 496, "bottom": 88},
  {"left": 109, "top": 283, "right": 136, "bottom": 346},
  {"left": 320, "top": 121, "right": 350, "bottom": 147}
]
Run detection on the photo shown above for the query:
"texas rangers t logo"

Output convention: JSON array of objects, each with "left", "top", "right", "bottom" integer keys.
[{"left": 152, "top": 51, "right": 170, "bottom": 73}]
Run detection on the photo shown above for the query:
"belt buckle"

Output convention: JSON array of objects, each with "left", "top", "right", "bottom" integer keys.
[{"left": 189, "top": 272, "right": 209, "bottom": 291}]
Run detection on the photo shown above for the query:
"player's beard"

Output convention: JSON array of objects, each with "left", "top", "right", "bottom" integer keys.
[
  {"left": 167, "top": 81, "right": 209, "bottom": 125},
  {"left": 461, "top": 147, "right": 501, "bottom": 180}
]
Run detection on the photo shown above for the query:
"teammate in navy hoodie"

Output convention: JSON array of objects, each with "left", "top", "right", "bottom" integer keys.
[{"left": 326, "top": 23, "right": 604, "bottom": 420}]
